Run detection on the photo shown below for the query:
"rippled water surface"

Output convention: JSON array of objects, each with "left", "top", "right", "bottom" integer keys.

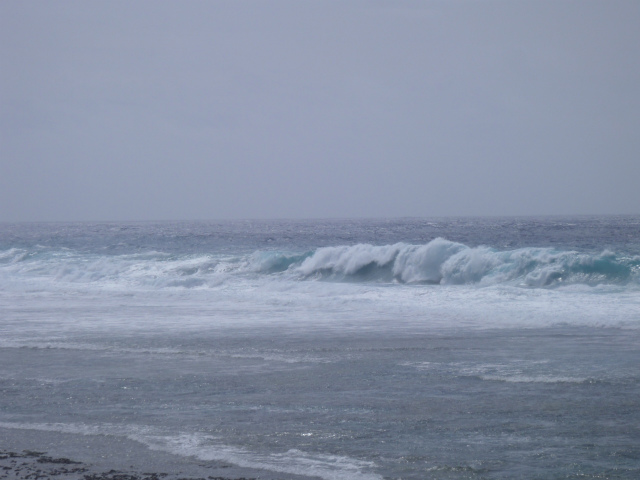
[{"left": 1, "top": 216, "right": 639, "bottom": 479}]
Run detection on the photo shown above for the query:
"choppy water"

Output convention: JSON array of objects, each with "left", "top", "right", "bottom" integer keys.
[{"left": 1, "top": 217, "right": 639, "bottom": 479}]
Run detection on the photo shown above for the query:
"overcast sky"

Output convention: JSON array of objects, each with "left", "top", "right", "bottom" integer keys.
[{"left": 1, "top": 0, "right": 639, "bottom": 221}]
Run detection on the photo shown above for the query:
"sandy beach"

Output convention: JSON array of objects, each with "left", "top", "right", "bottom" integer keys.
[{"left": 0, "top": 428, "right": 318, "bottom": 480}]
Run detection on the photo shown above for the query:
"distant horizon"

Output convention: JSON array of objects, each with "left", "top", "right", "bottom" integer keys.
[{"left": 2, "top": 211, "right": 639, "bottom": 225}]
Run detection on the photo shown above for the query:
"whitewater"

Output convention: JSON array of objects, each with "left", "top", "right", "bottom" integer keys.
[{"left": 1, "top": 217, "right": 639, "bottom": 479}]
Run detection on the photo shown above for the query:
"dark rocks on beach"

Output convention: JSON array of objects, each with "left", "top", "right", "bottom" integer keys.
[
  {"left": 37, "top": 456, "right": 82, "bottom": 464},
  {"left": 0, "top": 451, "right": 257, "bottom": 480}
]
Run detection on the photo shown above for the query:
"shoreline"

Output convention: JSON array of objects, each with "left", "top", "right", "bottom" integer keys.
[
  {"left": 0, "top": 427, "right": 320, "bottom": 480},
  {"left": 0, "top": 450, "right": 257, "bottom": 480}
]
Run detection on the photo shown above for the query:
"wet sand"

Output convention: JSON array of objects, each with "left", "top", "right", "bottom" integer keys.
[
  {"left": 0, "top": 450, "right": 258, "bottom": 480},
  {"left": 0, "top": 428, "right": 318, "bottom": 480}
]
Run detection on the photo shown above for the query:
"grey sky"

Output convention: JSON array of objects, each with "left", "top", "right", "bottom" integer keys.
[{"left": 1, "top": 0, "right": 639, "bottom": 221}]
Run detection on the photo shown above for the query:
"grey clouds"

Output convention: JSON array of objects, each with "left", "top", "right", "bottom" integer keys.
[{"left": 1, "top": 0, "right": 639, "bottom": 221}]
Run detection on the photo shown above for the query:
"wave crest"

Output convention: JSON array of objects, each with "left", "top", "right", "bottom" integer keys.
[
  {"left": 296, "top": 239, "right": 639, "bottom": 287},
  {"left": 1, "top": 239, "right": 637, "bottom": 289}
]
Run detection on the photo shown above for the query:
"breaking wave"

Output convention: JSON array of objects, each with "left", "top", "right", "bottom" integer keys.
[
  {"left": 1, "top": 238, "right": 638, "bottom": 290},
  {"left": 293, "top": 238, "right": 640, "bottom": 287}
]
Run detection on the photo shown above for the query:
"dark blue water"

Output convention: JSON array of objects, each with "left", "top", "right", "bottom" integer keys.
[{"left": 2, "top": 215, "right": 640, "bottom": 254}]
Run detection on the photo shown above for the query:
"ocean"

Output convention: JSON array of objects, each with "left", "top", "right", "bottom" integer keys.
[{"left": 1, "top": 216, "right": 639, "bottom": 479}]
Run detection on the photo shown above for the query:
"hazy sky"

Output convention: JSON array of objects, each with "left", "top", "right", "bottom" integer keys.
[{"left": 2, "top": 0, "right": 639, "bottom": 221}]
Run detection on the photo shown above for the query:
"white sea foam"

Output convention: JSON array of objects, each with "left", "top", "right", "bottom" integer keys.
[
  {"left": 0, "top": 248, "right": 28, "bottom": 263},
  {"left": 1, "top": 240, "right": 639, "bottom": 339},
  {"left": 297, "top": 243, "right": 403, "bottom": 278},
  {"left": 295, "top": 240, "right": 639, "bottom": 287},
  {"left": 2, "top": 240, "right": 638, "bottom": 294},
  {"left": 1, "top": 276, "right": 639, "bottom": 340},
  {"left": 479, "top": 375, "right": 589, "bottom": 383},
  {"left": 146, "top": 433, "right": 382, "bottom": 480},
  {"left": 0, "top": 422, "right": 382, "bottom": 480},
  {"left": 401, "top": 361, "right": 593, "bottom": 384}
]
